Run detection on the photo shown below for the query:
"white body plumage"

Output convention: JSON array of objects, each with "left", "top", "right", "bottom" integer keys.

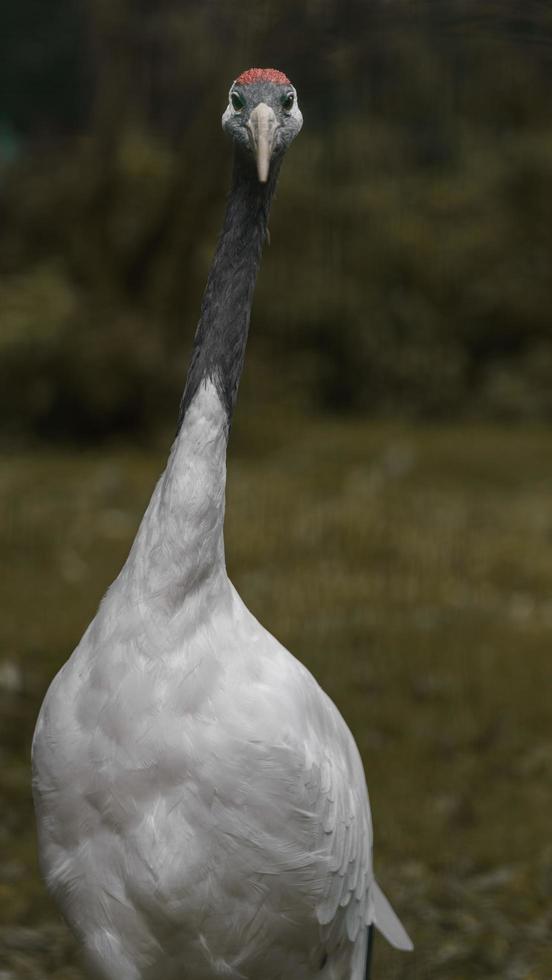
[{"left": 32, "top": 382, "right": 411, "bottom": 980}]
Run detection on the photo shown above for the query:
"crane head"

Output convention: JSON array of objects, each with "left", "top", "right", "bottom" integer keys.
[{"left": 222, "top": 68, "right": 303, "bottom": 182}]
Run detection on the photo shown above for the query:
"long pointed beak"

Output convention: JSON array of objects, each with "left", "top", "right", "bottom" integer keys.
[{"left": 247, "top": 103, "right": 278, "bottom": 182}]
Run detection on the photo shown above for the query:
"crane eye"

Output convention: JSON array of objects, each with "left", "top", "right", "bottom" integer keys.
[
  {"left": 231, "top": 91, "right": 245, "bottom": 112},
  {"left": 281, "top": 92, "right": 294, "bottom": 112}
]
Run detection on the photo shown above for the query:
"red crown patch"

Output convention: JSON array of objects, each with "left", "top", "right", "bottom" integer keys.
[{"left": 235, "top": 68, "right": 291, "bottom": 87}]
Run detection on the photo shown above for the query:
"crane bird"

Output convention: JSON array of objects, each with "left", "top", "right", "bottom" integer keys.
[{"left": 32, "top": 68, "right": 413, "bottom": 980}]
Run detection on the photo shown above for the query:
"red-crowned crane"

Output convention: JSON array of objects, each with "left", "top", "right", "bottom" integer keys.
[{"left": 32, "top": 68, "right": 412, "bottom": 980}]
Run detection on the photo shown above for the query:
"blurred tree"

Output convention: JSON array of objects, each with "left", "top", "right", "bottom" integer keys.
[
  {"left": 0, "top": 0, "right": 91, "bottom": 137},
  {"left": 0, "top": 0, "right": 551, "bottom": 441}
]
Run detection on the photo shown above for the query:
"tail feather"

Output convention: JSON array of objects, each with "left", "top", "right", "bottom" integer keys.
[{"left": 371, "top": 880, "right": 413, "bottom": 951}]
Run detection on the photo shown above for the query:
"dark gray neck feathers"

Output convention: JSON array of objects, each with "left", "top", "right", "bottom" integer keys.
[{"left": 177, "top": 151, "right": 281, "bottom": 432}]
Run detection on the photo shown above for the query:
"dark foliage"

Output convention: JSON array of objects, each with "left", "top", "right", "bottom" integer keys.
[{"left": 1, "top": 0, "right": 552, "bottom": 441}]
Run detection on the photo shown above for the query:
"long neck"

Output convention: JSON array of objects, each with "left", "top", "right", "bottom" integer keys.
[
  {"left": 178, "top": 150, "right": 280, "bottom": 430},
  {"left": 120, "top": 151, "right": 280, "bottom": 614}
]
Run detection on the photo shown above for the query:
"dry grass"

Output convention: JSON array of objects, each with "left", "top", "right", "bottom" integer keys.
[{"left": 1, "top": 415, "right": 551, "bottom": 978}]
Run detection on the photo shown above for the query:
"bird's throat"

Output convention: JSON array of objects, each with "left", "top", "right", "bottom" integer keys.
[{"left": 177, "top": 150, "right": 281, "bottom": 433}]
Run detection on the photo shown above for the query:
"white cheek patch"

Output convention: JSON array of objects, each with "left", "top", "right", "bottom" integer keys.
[
  {"left": 222, "top": 86, "right": 240, "bottom": 130},
  {"left": 289, "top": 87, "right": 303, "bottom": 132}
]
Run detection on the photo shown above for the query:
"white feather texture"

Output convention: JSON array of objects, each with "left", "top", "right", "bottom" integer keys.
[{"left": 32, "top": 381, "right": 412, "bottom": 980}]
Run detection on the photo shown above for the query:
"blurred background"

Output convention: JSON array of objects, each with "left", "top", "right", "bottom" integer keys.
[{"left": 1, "top": 0, "right": 551, "bottom": 977}]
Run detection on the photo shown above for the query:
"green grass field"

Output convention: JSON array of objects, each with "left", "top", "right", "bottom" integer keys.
[{"left": 1, "top": 417, "right": 551, "bottom": 979}]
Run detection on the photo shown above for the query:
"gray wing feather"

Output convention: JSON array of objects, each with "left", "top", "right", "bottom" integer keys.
[{"left": 309, "top": 744, "right": 413, "bottom": 951}]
